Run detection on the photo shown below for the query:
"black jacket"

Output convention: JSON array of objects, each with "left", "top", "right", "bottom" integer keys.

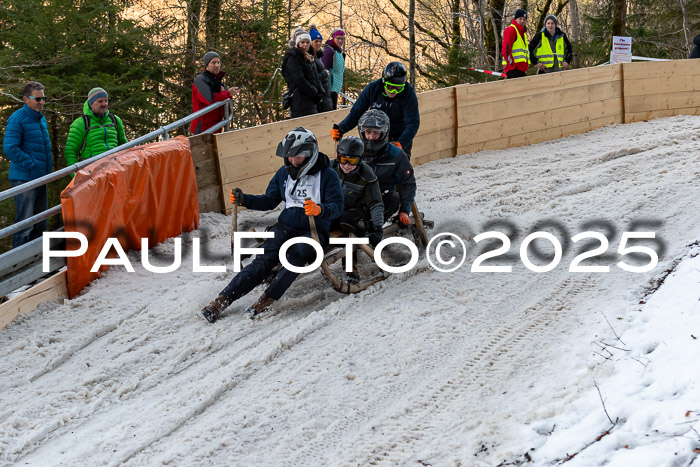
[
  {"left": 690, "top": 34, "right": 700, "bottom": 59},
  {"left": 338, "top": 79, "right": 420, "bottom": 154},
  {"left": 366, "top": 143, "right": 416, "bottom": 214},
  {"left": 331, "top": 160, "right": 384, "bottom": 229},
  {"left": 315, "top": 48, "right": 333, "bottom": 112},
  {"left": 282, "top": 48, "right": 325, "bottom": 118},
  {"left": 528, "top": 27, "right": 574, "bottom": 72}
]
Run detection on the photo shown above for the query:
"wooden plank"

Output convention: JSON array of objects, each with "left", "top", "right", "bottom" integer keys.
[
  {"left": 188, "top": 133, "right": 215, "bottom": 163},
  {"left": 412, "top": 147, "right": 454, "bottom": 167},
  {"left": 457, "top": 113, "right": 623, "bottom": 155},
  {"left": 416, "top": 87, "right": 455, "bottom": 113},
  {"left": 198, "top": 185, "right": 223, "bottom": 213},
  {"left": 624, "top": 75, "right": 700, "bottom": 97},
  {"left": 458, "top": 80, "right": 622, "bottom": 125},
  {"left": 412, "top": 128, "right": 454, "bottom": 156},
  {"left": 622, "top": 59, "right": 700, "bottom": 80},
  {"left": 626, "top": 106, "right": 700, "bottom": 123},
  {"left": 625, "top": 91, "right": 700, "bottom": 113},
  {"left": 194, "top": 158, "right": 220, "bottom": 189},
  {"left": 221, "top": 173, "right": 277, "bottom": 215},
  {"left": 0, "top": 270, "right": 67, "bottom": 330},
  {"left": 416, "top": 108, "right": 456, "bottom": 135},
  {"left": 456, "top": 65, "right": 621, "bottom": 107},
  {"left": 458, "top": 97, "right": 622, "bottom": 146}
]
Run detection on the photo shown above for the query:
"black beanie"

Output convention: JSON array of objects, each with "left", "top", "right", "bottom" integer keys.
[{"left": 514, "top": 9, "right": 528, "bottom": 20}]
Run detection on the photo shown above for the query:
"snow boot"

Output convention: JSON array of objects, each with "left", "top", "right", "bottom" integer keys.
[
  {"left": 243, "top": 293, "right": 275, "bottom": 319},
  {"left": 201, "top": 294, "right": 232, "bottom": 323},
  {"left": 345, "top": 264, "right": 360, "bottom": 284}
]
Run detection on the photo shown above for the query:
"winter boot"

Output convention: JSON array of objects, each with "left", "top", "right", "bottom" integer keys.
[
  {"left": 201, "top": 294, "right": 232, "bottom": 323},
  {"left": 345, "top": 264, "right": 360, "bottom": 284},
  {"left": 243, "top": 293, "right": 275, "bottom": 319}
]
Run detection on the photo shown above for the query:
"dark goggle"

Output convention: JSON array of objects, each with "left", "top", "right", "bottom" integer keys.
[
  {"left": 337, "top": 155, "right": 361, "bottom": 166},
  {"left": 27, "top": 96, "right": 47, "bottom": 102},
  {"left": 384, "top": 82, "right": 405, "bottom": 94}
]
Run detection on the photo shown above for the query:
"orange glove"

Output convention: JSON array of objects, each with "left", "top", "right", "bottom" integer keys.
[
  {"left": 392, "top": 141, "right": 402, "bottom": 149},
  {"left": 304, "top": 199, "right": 321, "bottom": 216},
  {"left": 398, "top": 212, "right": 410, "bottom": 226},
  {"left": 331, "top": 124, "right": 343, "bottom": 141}
]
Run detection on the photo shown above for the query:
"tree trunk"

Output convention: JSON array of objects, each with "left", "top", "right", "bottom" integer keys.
[
  {"left": 205, "top": 0, "right": 222, "bottom": 49},
  {"left": 610, "top": 0, "right": 626, "bottom": 52},
  {"left": 409, "top": 0, "right": 416, "bottom": 87},
  {"left": 448, "top": 0, "right": 461, "bottom": 85},
  {"left": 484, "top": 0, "right": 505, "bottom": 70}
]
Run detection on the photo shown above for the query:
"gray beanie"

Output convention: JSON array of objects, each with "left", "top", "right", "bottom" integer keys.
[
  {"left": 544, "top": 14, "right": 558, "bottom": 25},
  {"left": 202, "top": 51, "right": 221, "bottom": 68}
]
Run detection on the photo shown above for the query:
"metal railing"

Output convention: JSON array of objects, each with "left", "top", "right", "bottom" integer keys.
[{"left": 0, "top": 99, "right": 233, "bottom": 297}]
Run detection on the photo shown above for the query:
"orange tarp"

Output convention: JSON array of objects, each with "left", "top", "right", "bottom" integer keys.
[{"left": 60, "top": 136, "right": 199, "bottom": 298}]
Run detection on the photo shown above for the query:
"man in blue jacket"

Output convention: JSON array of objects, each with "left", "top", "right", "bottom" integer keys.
[
  {"left": 331, "top": 62, "right": 420, "bottom": 157},
  {"left": 3, "top": 82, "right": 53, "bottom": 248},
  {"left": 201, "top": 127, "right": 343, "bottom": 323}
]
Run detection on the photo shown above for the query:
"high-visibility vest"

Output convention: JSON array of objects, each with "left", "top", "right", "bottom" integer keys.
[
  {"left": 535, "top": 33, "right": 565, "bottom": 68},
  {"left": 502, "top": 24, "right": 530, "bottom": 66}
]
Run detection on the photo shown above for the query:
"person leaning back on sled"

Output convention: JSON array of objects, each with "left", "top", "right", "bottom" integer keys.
[{"left": 201, "top": 127, "right": 343, "bottom": 323}]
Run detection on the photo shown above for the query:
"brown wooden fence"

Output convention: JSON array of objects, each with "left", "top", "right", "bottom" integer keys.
[{"left": 200, "top": 59, "right": 699, "bottom": 215}]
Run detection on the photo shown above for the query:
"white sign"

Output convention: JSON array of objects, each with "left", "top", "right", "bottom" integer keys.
[{"left": 610, "top": 36, "right": 632, "bottom": 63}]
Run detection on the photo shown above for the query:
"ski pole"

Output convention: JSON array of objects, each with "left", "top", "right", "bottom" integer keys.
[{"left": 469, "top": 68, "right": 505, "bottom": 78}]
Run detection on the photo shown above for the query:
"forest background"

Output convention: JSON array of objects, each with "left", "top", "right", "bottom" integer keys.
[{"left": 0, "top": 0, "right": 698, "bottom": 253}]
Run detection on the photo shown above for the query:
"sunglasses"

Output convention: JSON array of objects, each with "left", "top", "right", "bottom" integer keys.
[
  {"left": 27, "top": 96, "right": 47, "bottom": 102},
  {"left": 337, "top": 155, "right": 361, "bottom": 166},
  {"left": 384, "top": 82, "right": 405, "bottom": 94}
]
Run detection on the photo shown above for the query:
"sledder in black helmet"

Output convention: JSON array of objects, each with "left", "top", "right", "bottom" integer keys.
[
  {"left": 383, "top": 62, "right": 407, "bottom": 84},
  {"left": 276, "top": 126, "right": 319, "bottom": 180},
  {"left": 358, "top": 109, "right": 390, "bottom": 158}
]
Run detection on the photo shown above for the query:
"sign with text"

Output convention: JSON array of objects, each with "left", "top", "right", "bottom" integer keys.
[{"left": 610, "top": 36, "right": 632, "bottom": 63}]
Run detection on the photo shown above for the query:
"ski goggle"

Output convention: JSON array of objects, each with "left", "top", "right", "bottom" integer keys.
[
  {"left": 384, "top": 81, "right": 405, "bottom": 94},
  {"left": 337, "top": 155, "right": 361, "bottom": 166}
]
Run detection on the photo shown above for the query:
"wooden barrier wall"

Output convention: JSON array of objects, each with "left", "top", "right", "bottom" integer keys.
[
  {"left": 623, "top": 60, "right": 700, "bottom": 123},
  {"left": 209, "top": 60, "right": 699, "bottom": 215}
]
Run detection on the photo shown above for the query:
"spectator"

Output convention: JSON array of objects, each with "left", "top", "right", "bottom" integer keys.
[
  {"left": 65, "top": 87, "right": 127, "bottom": 173},
  {"left": 529, "top": 14, "right": 573, "bottom": 74},
  {"left": 689, "top": 34, "right": 700, "bottom": 59},
  {"left": 191, "top": 51, "right": 239, "bottom": 135},
  {"left": 502, "top": 9, "right": 530, "bottom": 79},
  {"left": 2, "top": 81, "right": 52, "bottom": 248},
  {"left": 321, "top": 28, "right": 346, "bottom": 110},
  {"left": 309, "top": 24, "right": 333, "bottom": 113},
  {"left": 332, "top": 62, "right": 420, "bottom": 157},
  {"left": 201, "top": 127, "right": 343, "bottom": 322},
  {"left": 282, "top": 28, "right": 326, "bottom": 118}
]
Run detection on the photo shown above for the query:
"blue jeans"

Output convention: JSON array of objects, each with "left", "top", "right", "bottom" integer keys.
[{"left": 11, "top": 180, "right": 48, "bottom": 248}]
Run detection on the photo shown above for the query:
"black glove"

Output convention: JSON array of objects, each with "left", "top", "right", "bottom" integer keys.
[
  {"left": 229, "top": 187, "right": 244, "bottom": 206},
  {"left": 368, "top": 228, "right": 383, "bottom": 248}
]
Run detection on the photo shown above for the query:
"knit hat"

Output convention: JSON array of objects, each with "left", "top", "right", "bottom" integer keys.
[
  {"left": 87, "top": 87, "right": 108, "bottom": 105},
  {"left": 544, "top": 14, "right": 558, "bottom": 25},
  {"left": 514, "top": 9, "right": 528, "bottom": 19},
  {"left": 202, "top": 51, "right": 220, "bottom": 68},
  {"left": 295, "top": 32, "right": 311, "bottom": 46},
  {"left": 309, "top": 24, "right": 322, "bottom": 41},
  {"left": 331, "top": 29, "right": 345, "bottom": 39}
]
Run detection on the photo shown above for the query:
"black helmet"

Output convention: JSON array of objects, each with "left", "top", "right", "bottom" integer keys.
[
  {"left": 383, "top": 62, "right": 407, "bottom": 84},
  {"left": 276, "top": 127, "right": 319, "bottom": 179},
  {"left": 337, "top": 136, "right": 364, "bottom": 157},
  {"left": 358, "top": 109, "right": 390, "bottom": 157}
]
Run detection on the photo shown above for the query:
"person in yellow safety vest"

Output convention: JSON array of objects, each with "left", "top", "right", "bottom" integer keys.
[
  {"left": 501, "top": 9, "right": 530, "bottom": 79},
  {"left": 529, "top": 14, "right": 574, "bottom": 74}
]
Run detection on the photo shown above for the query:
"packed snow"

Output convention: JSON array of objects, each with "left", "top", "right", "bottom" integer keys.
[{"left": 1, "top": 115, "right": 699, "bottom": 466}]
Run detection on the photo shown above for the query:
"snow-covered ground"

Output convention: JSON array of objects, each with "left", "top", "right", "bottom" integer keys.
[{"left": 1, "top": 115, "right": 699, "bottom": 466}]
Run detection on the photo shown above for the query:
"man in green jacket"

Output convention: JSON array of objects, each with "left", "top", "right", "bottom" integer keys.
[{"left": 65, "top": 87, "right": 127, "bottom": 173}]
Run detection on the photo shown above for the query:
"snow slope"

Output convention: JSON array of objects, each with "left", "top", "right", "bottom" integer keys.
[{"left": 1, "top": 115, "right": 699, "bottom": 466}]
